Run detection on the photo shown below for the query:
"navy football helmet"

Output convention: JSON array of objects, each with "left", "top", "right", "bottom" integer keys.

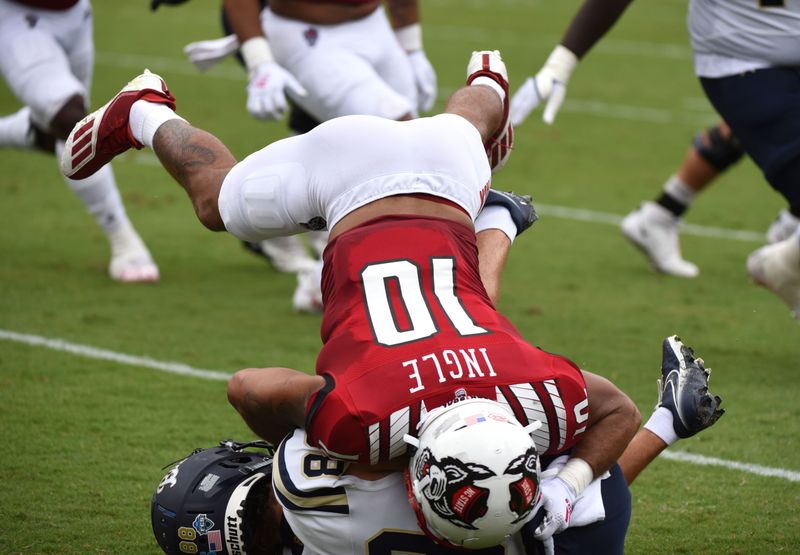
[{"left": 151, "top": 440, "right": 277, "bottom": 555}]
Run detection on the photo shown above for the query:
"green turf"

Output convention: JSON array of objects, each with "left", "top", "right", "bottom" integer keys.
[{"left": 1, "top": 0, "right": 798, "bottom": 553}]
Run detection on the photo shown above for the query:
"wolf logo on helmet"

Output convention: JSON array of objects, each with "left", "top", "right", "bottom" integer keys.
[
  {"left": 411, "top": 448, "right": 496, "bottom": 530},
  {"left": 405, "top": 398, "right": 543, "bottom": 549},
  {"left": 410, "top": 444, "right": 540, "bottom": 532},
  {"left": 504, "top": 447, "right": 541, "bottom": 523}
]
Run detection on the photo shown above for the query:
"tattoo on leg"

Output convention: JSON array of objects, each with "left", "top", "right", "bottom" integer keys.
[{"left": 155, "top": 121, "right": 219, "bottom": 184}]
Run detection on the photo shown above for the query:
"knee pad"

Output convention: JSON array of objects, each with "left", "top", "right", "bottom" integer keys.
[{"left": 693, "top": 125, "right": 745, "bottom": 171}]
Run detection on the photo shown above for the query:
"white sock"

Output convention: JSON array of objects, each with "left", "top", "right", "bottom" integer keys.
[
  {"left": 470, "top": 76, "right": 506, "bottom": 102},
  {"left": 663, "top": 174, "right": 697, "bottom": 206},
  {"left": 474, "top": 204, "right": 517, "bottom": 243},
  {"left": 56, "top": 140, "right": 133, "bottom": 237},
  {"left": 129, "top": 100, "right": 185, "bottom": 148},
  {"left": 643, "top": 406, "right": 680, "bottom": 446},
  {"left": 108, "top": 220, "right": 148, "bottom": 258}
]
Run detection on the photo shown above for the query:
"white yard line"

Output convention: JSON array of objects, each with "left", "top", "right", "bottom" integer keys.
[
  {"left": 0, "top": 329, "right": 230, "bottom": 381},
  {"left": 1, "top": 328, "right": 797, "bottom": 482},
  {"left": 660, "top": 450, "right": 800, "bottom": 482},
  {"left": 536, "top": 203, "right": 765, "bottom": 243}
]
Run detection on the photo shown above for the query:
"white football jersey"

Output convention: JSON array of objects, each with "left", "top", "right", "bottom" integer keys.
[
  {"left": 688, "top": 0, "right": 800, "bottom": 77},
  {"left": 272, "top": 429, "right": 526, "bottom": 554}
]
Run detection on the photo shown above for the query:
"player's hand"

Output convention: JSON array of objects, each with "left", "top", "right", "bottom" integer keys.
[
  {"left": 408, "top": 50, "right": 437, "bottom": 112},
  {"left": 184, "top": 35, "right": 240, "bottom": 72},
  {"left": 532, "top": 476, "right": 577, "bottom": 543},
  {"left": 246, "top": 62, "right": 307, "bottom": 121},
  {"left": 510, "top": 45, "right": 578, "bottom": 126}
]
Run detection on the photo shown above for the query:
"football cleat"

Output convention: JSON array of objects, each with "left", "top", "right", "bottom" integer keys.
[
  {"left": 242, "top": 236, "right": 317, "bottom": 274},
  {"left": 621, "top": 202, "right": 699, "bottom": 278},
  {"left": 765, "top": 209, "right": 800, "bottom": 244},
  {"left": 60, "top": 70, "right": 176, "bottom": 180},
  {"left": 466, "top": 50, "right": 513, "bottom": 173},
  {"left": 746, "top": 235, "right": 800, "bottom": 320},
  {"left": 109, "top": 227, "right": 160, "bottom": 283},
  {"left": 109, "top": 248, "right": 160, "bottom": 283},
  {"left": 483, "top": 189, "right": 539, "bottom": 236},
  {"left": 657, "top": 335, "right": 724, "bottom": 439}
]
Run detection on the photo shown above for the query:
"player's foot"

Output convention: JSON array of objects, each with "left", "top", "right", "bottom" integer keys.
[
  {"left": 292, "top": 262, "right": 323, "bottom": 314},
  {"left": 658, "top": 335, "right": 724, "bottom": 438},
  {"left": 109, "top": 226, "right": 159, "bottom": 283},
  {"left": 746, "top": 235, "right": 800, "bottom": 320},
  {"left": 242, "top": 236, "right": 317, "bottom": 274},
  {"left": 60, "top": 70, "right": 176, "bottom": 180},
  {"left": 621, "top": 202, "right": 699, "bottom": 278},
  {"left": 766, "top": 209, "right": 800, "bottom": 244},
  {"left": 0, "top": 107, "right": 34, "bottom": 148},
  {"left": 109, "top": 248, "right": 160, "bottom": 283},
  {"left": 484, "top": 189, "right": 538, "bottom": 236},
  {"left": 467, "top": 50, "right": 512, "bottom": 173}
]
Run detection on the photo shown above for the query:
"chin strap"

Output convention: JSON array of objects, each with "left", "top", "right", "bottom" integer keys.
[{"left": 220, "top": 439, "right": 274, "bottom": 453}]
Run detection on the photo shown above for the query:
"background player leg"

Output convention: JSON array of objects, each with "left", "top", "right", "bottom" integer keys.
[
  {"left": 0, "top": 0, "right": 160, "bottom": 283},
  {"left": 746, "top": 229, "right": 800, "bottom": 320},
  {"left": 621, "top": 122, "right": 743, "bottom": 278}
]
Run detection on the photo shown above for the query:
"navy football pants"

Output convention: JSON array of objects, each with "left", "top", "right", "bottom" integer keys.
[{"left": 701, "top": 67, "right": 800, "bottom": 211}]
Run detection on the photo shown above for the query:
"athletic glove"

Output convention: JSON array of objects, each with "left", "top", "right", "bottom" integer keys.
[
  {"left": 240, "top": 37, "right": 307, "bottom": 121},
  {"left": 395, "top": 24, "right": 437, "bottom": 113},
  {"left": 532, "top": 476, "right": 577, "bottom": 543},
  {"left": 183, "top": 34, "right": 240, "bottom": 72},
  {"left": 510, "top": 45, "right": 578, "bottom": 126},
  {"left": 246, "top": 62, "right": 307, "bottom": 120}
]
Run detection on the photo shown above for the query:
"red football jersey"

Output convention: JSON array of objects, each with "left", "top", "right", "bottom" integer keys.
[{"left": 306, "top": 215, "right": 588, "bottom": 465}]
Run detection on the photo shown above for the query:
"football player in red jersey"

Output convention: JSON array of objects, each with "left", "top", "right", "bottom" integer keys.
[
  {"left": 0, "top": 0, "right": 159, "bottom": 282},
  {"left": 180, "top": 0, "right": 438, "bottom": 310},
  {"left": 63, "top": 50, "right": 639, "bottom": 547}
]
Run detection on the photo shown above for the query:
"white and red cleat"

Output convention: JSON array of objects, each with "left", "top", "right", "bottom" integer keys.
[
  {"left": 108, "top": 225, "right": 160, "bottom": 283},
  {"left": 109, "top": 248, "right": 160, "bottom": 283},
  {"left": 60, "top": 70, "right": 176, "bottom": 180},
  {"left": 466, "top": 50, "right": 513, "bottom": 173}
]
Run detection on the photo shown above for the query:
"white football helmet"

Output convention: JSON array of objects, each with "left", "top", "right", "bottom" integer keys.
[{"left": 404, "top": 398, "right": 541, "bottom": 549}]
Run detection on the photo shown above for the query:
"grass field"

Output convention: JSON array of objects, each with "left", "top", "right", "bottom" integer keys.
[{"left": 1, "top": 0, "right": 799, "bottom": 553}]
